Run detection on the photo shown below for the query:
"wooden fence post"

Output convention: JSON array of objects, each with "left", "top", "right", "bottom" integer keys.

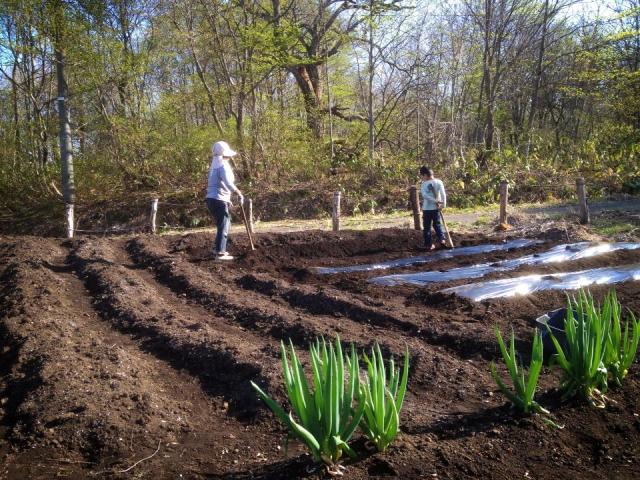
[
  {"left": 332, "top": 192, "right": 341, "bottom": 232},
  {"left": 409, "top": 186, "right": 421, "bottom": 230},
  {"left": 499, "top": 180, "right": 509, "bottom": 225},
  {"left": 150, "top": 198, "right": 159, "bottom": 234},
  {"left": 65, "top": 203, "right": 74, "bottom": 239},
  {"left": 247, "top": 198, "right": 254, "bottom": 234},
  {"left": 576, "top": 177, "right": 590, "bottom": 224}
]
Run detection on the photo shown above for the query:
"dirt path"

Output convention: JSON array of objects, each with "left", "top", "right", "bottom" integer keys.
[
  {"left": 519, "top": 198, "right": 640, "bottom": 217},
  {"left": 178, "top": 198, "right": 640, "bottom": 237}
]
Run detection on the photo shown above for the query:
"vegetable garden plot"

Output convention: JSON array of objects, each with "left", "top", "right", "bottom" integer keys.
[
  {"left": 370, "top": 242, "right": 640, "bottom": 286},
  {"left": 2, "top": 229, "right": 640, "bottom": 480},
  {"left": 314, "top": 238, "right": 541, "bottom": 274},
  {"left": 441, "top": 263, "right": 640, "bottom": 301}
]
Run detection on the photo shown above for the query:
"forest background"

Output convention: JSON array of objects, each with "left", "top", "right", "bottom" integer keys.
[{"left": 1, "top": 0, "right": 639, "bottom": 234}]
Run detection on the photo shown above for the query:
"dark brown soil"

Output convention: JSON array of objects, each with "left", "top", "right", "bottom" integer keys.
[{"left": 1, "top": 228, "right": 639, "bottom": 479}]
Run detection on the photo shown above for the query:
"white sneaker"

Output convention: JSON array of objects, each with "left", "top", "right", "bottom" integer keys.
[{"left": 216, "top": 252, "right": 234, "bottom": 261}]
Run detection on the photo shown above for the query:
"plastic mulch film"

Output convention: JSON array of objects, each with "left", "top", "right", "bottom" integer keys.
[
  {"left": 314, "top": 239, "right": 541, "bottom": 275},
  {"left": 441, "top": 263, "right": 640, "bottom": 302},
  {"left": 369, "top": 242, "right": 640, "bottom": 286}
]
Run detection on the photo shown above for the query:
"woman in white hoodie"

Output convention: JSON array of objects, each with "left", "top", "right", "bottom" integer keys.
[{"left": 206, "top": 141, "right": 244, "bottom": 260}]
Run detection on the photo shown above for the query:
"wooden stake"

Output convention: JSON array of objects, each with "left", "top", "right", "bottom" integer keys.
[
  {"left": 499, "top": 180, "right": 509, "bottom": 225},
  {"left": 332, "top": 192, "right": 341, "bottom": 232},
  {"left": 576, "top": 177, "right": 590, "bottom": 224},
  {"left": 409, "top": 186, "right": 421, "bottom": 230},
  {"left": 65, "top": 203, "right": 74, "bottom": 239},
  {"left": 150, "top": 198, "right": 159, "bottom": 234}
]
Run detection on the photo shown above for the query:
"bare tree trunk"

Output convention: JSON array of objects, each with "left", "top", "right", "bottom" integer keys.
[
  {"left": 190, "top": 46, "right": 225, "bottom": 134},
  {"left": 325, "top": 50, "right": 335, "bottom": 162},
  {"left": 11, "top": 62, "right": 20, "bottom": 165},
  {"left": 290, "top": 64, "right": 324, "bottom": 137},
  {"left": 236, "top": 88, "right": 251, "bottom": 177},
  {"left": 55, "top": 46, "right": 75, "bottom": 236},
  {"left": 483, "top": 0, "right": 494, "bottom": 152},
  {"left": 475, "top": 55, "right": 486, "bottom": 144},
  {"left": 528, "top": 0, "right": 549, "bottom": 130},
  {"left": 368, "top": 0, "right": 375, "bottom": 166}
]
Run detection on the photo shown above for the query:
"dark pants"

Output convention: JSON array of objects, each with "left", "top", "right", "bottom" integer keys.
[
  {"left": 423, "top": 209, "right": 445, "bottom": 246},
  {"left": 206, "top": 198, "right": 230, "bottom": 253}
]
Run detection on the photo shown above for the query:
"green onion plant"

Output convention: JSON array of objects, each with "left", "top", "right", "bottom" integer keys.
[
  {"left": 490, "top": 327, "right": 548, "bottom": 414},
  {"left": 358, "top": 343, "right": 409, "bottom": 452},
  {"left": 250, "top": 337, "right": 364, "bottom": 466},
  {"left": 547, "top": 289, "right": 610, "bottom": 404},
  {"left": 602, "top": 290, "right": 640, "bottom": 387}
]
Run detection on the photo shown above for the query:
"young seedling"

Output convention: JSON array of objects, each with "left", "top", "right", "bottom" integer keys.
[
  {"left": 358, "top": 343, "right": 409, "bottom": 452},
  {"left": 250, "top": 337, "right": 364, "bottom": 473},
  {"left": 490, "top": 327, "right": 548, "bottom": 415},
  {"left": 547, "top": 289, "right": 610, "bottom": 406},
  {"left": 602, "top": 289, "right": 640, "bottom": 387}
]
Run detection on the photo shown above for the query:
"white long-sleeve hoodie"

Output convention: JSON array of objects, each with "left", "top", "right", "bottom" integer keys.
[
  {"left": 206, "top": 156, "right": 238, "bottom": 203},
  {"left": 420, "top": 178, "right": 447, "bottom": 210}
]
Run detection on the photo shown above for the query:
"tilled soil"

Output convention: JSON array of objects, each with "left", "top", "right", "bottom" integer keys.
[{"left": 0, "top": 228, "right": 639, "bottom": 479}]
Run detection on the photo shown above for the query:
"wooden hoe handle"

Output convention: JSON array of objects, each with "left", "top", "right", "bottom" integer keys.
[{"left": 240, "top": 202, "right": 256, "bottom": 251}]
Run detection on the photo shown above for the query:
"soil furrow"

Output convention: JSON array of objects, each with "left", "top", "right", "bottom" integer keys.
[
  {"left": 128, "top": 237, "right": 461, "bottom": 380},
  {"left": 181, "top": 232, "right": 524, "bottom": 365},
  {"left": 71, "top": 239, "right": 281, "bottom": 421},
  {"left": 129, "top": 237, "right": 384, "bottom": 350},
  {"left": 0, "top": 240, "right": 286, "bottom": 478},
  {"left": 230, "top": 270, "right": 509, "bottom": 364},
  {"left": 127, "top": 237, "right": 500, "bottom": 419},
  {"left": 236, "top": 273, "right": 417, "bottom": 333},
  {"left": 0, "top": 255, "right": 44, "bottom": 452}
]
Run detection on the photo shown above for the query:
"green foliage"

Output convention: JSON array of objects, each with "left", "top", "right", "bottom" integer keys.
[
  {"left": 592, "top": 221, "right": 637, "bottom": 236},
  {"left": 490, "top": 327, "right": 548, "bottom": 415},
  {"left": 358, "top": 343, "right": 409, "bottom": 452},
  {"left": 547, "top": 290, "right": 610, "bottom": 404},
  {"left": 623, "top": 176, "right": 640, "bottom": 195},
  {"left": 2, "top": 0, "right": 640, "bottom": 232},
  {"left": 250, "top": 338, "right": 364, "bottom": 466},
  {"left": 603, "top": 290, "right": 640, "bottom": 387}
]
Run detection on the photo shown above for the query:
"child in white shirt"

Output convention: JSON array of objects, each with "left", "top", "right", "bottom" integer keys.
[{"left": 419, "top": 166, "right": 448, "bottom": 250}]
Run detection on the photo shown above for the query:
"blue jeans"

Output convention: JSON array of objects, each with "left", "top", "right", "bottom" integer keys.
[
  {"left": 423, "top": 209, "right": 445, "bottom": 246},
  {"left": 206, "top": 198, "right": 230, "bottom": 253}
]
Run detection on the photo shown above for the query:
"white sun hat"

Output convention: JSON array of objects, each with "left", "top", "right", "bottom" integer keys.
[{"left": 212, "top": 140, "right": 237, "bottom": 157}]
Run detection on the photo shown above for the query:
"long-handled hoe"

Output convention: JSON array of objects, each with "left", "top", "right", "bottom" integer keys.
[
  {"left": 439, "top": 208, "right": 455, "bottom": 249},
  {"left": 240, "top": 200, "right": 255, "bottom": 251}
]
